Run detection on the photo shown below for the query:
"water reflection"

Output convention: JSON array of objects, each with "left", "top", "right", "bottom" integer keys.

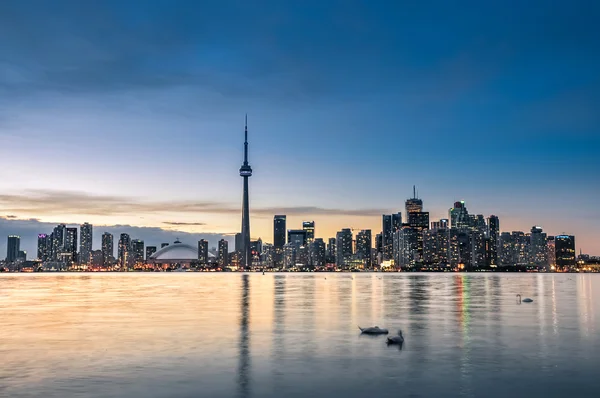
[
  {"left": 1, "top": 273, "right": 600, "bottom": 398},
  {"left": 238, "top": 274, "right": 250, "bottom": 398}
]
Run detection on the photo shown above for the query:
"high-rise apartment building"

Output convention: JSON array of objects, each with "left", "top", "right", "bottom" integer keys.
[
  {"left": 79, "top": 222, "right": 93, "bottom": 265},
  {"left": 118, "top": 233, "right": 131, "bottom": 269},
  {"left": 131, "top": 239, "right": 144, "bottom": 264},
  {"left": 64, "top": 227, "right": 78, "bottom": 263},
  {"left": 310, "top": 238, "right": 326, "bottom": 268},
  {"left": 287, "top": 229, "right": 307, "bottom": 248},
  {"left": 37, "top": 234, "right": 50, "bottom": 261},
  {"left": 198, "top": 240, "right": 208, "bottom": 264},
  {"left": 6, "top": 235, "right": 20, "bottom": 263},
  {"left": 52, "top": 224, "right": 66, "bottom": 261},
  {"left": 487, "top": 215, "right": 500, "bottom": 267},
  {"left": 146, "top": 246, "right": 157, "bottom": 261},
  {"left": 449, "top": 201, "right": 470, "bottom": 230},
  {"left": 101, "top": 232, "right": 114, "bottom": 267},
  {"left": 393, "top": 225, "right": 418, "bottom": 269},
  {"left": 529, "top": 226, "right": 548, "bottom": 267},
  {"left": 218, "top": 239, "right": 229, "bottom": 267},
  {"left": 336, "top": 228, "right": 353, "bottom": 267},
  {"left": 382, "top": 214, "right": 393, "bottom": 260},
  {"left": 355, "top": 229, "right": 372, "bottom": 268},
  {"left": 327, "top": 237, "right": 336, "bottom": 264}
]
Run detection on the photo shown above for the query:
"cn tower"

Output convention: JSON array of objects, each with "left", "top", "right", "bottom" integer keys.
[{"left": 239, "top": 115, "right": 252, "bottom": 269}]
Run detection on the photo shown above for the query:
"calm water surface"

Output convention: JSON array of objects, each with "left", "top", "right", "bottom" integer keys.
[{"left": 1, "top": 273, "right": 599, "bottom": 398}]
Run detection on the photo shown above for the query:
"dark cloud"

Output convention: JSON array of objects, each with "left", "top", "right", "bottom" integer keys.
[
  {"left": 0, "top": 189, "right": 389, "bottom": 218},
  {"left": 0, "top": 216, "right": 231, "bottom": 259}
]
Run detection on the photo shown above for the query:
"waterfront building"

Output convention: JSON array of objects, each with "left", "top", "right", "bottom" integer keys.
[
  {"left": 423, "top": 228, "right": 449, "bottom": 265},
  {"left": 287, "top": 229, "right": 307, "bottom": 248},
  {"left": 131, "top": 239, "right": 145, "bottom": 264},
  {"left": 146, "top": 246, "right": 157, "bottom": 261},
  {"left": 52, "top": 224, "right": 66, "bottom": 261},
  {"left": 529, "top": 226, "right": 548, "bottom": 267},
  {"left": 336, "top": 228, "right": 353, "bottom": 267},
  {"left": 6, "top": 235, "right": 20, "bottom": 263},
  {"left": 273, "top": 215, "right": 286, "bottom": 266},
  {"left": 355, "top": 229, "right": 372, "bottom": 268},
  {"left": 101, "top": 232, "right": 114, "bottom": 267},
  {"left": 64, "top": 227, "right": 78, "bottom": 263},
  {"left": 148, "top": 240, "right": 214, "bottom": 268},
  {"left": 487, "top": 215, "right": 500, "bottom": 267},
  {"left": 118, "top": 233, "right": 131, "bottom": 269},
  {"left": 382, "top": 214, "right": 393, "bottom": 260},
  {"left": 218, "top": 239, "right": 229, "bottom": 267},
  {"left": 37, "top": 234, "right": 50, "bottom": 261},
  {"left": 408, "top": 211, "right": 429, "bottom": 260},
  {"left": 310, "top": 238, "right": 326, "bottom": 268},
  {"left": 555, "top": 235, "right": 576, "bottom": 269},
  {"left": 79, "top": 222, "right": 93, "bottom": 265},
  {"left": 197, "top": 240, "right": 208, "bottom": 264},
  {"left": 235, "top": 233, "right": 243, "bottom": 252},
  {"left": 327, "top": 237, "right": 336, "bottom": 264},
  {"left": 302, "top": 221, "right": 315, "bottom": 243},
  {"left": 449, "top": 201, "right": 470, "bottom": 230},
  {"left": 547, "top": 236, "right": 556, "bottom": 269},
  {"left": 393, "top": 225, "right": 418, "bottom": 269},
  {"left": 283, "top": 242, "right": 296, "bottom": 268}
]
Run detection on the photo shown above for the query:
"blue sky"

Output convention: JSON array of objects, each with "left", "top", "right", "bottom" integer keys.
[{"left": 0, "top": 0, "right": 599, "bottom": 256}]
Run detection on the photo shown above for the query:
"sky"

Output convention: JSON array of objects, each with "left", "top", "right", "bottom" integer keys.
[{"left": 0, "top": 0, "right": 599, "bottom": 257}]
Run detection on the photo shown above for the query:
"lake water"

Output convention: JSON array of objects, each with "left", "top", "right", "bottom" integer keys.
[{"left": 1, "top": 273, "right": 599, "bottom": 398}]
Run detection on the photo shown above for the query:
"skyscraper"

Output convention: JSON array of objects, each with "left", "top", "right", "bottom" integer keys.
[
  {"left": 64, "top": 227, "right": 78, "bottom": 263},
  {"left": 310, "top": 238, "right": 326, "bottom": 268},
  {"left": 408, "top": 211, "right": 429, "bottom": 260},
  {"left": 355, "top": 229, "right": 372, "bottom": 268},
  {"left": 131, "top": 239, "right": 144, "bottom": 264},
  {"left": 555, "top": 235, "right": 576, "bottom": 269},
  {"left": 146, "top": 246, "right": 157, "bottom": 260},
  {"left": 235, "top": 233, "right": 243, "bottom": 252},
  {"left": 218, "top": 239, "right": 229, "bottom": 267},
  {"left": 335, "top": 228, "right": 353, "bottom": 267},
  {"left": 37, "top": 234, "right": 50, "bottom": 261},
  {"left": 487, "top": 215, "right": 500, "bottom": 267},
  {"left": 449, "top": 201, "right": 470, "bottom": 230},
  {"left": 529, "top": 226, "right": 547, "bottom": 267},
  {"left": 102, "top": 232, "right": 114, "bottom": 267},
  {"left": 6, "top": 235, "right": 20, "bottom": 263},
  {"left": 382, "top": 214, "right": 393, "bottom": 260},
  {"left": 327, "top": 237, "right": 336, "bottom": 264},
  {"left": 302, "top": 221, "right": 315, "bottom": 243},
  {"left": 118, "top": 233, "right": 131, "bottom": 269},
  {"left": 287, "top": 229, "right": 307, "bottom": 248},
  {"left": 79, "top": 222, "right": 93, "bottom": 265},
  {"left": 273, "top": 215, "right": 286, "bottom": 248},
  {"left": 198, "top": 239, "right": 208, "bottom": 264},
  {"left": 52, "top": 224, "right": 66, "bottom": 261},
  {"left": 405, "top": 186, "right": 423, "bottom": 215},
  {"left": 239, "top": 116, "right": 253, "bottom": 269}
]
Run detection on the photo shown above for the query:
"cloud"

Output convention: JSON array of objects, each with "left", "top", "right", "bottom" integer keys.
[
  {"left": 0, "top": 189, "right": 389, "bottom": 218},
  {"left": 162, "top": 221, "right": 206, "bottom": 226}
]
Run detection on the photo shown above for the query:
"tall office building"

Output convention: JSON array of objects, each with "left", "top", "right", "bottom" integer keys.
[
  {"left": 547, "top": 236, "right": 556, "bottom": 269},
  {"left": 487, "top": 215, "right": 500, "bottom": 267},
  {"left": 335, "top": 228, "right": 353, "bottom": 267},
  {"left": 408, "top": 211, "right": 429, "bottom": 260},
  {"left": 405, "top": 186, "right": 423, "bottom": 215},
  {"left": 449, "top": 201, "right": 470, "bottom": 230},
  {"left": 355, "top": 229, "right": 372, "bottom": 268},
  {"left": 273, "top": 215, "right": 286, "bottom": 266},
  {"left": 79, "top": 222, "right": 93, "bottom": 265},
  {"left": 310, "top": 238, "right": 326, "bottom": 268},
  {"left": 302, "top": 221, "right": 315, "bottom": 243},
  {"left": 6, "top": 235, "right": 20, "bottom": 263},
  {"left": 555, "top": 235, "right": 575, "bottom": 269},
  {"left": 101, "top": 232, "right": 114, "bottom": 267},
  {"left": 529, "top": 226, "right": 548, "bottom": 267},
  {"left": 218, "top": 239, "right": 229, "bottom": 267},
  {"left": 118, "top": 233, "right": 131, "bottom": 269},
  {"left": 52, "top": 224, "right": 66, "bottom": 261},
  {"left": 382, "top": 214, "right": 393, "bottom": 260},
  {"left": 146, "top": 246, "right": 157, "bottom": 261},
  {"left": 287, "top": 229, "right": 307, "bottom": 248},
  {"left": 327, "top": 237, "right": 336, "bottom": 264},
  {"left": 37, "top": 234, "right": 50, "bottom": 261},
  {"left": 198, "top": 240, "right": 208, "bottom": 263},
  {"left": 131, "top": 239, "right": 145, "bottom": 264},
  {"left": 64, "top": 227, "right": 78, "bottom": 263},
  {"left": 423, "top": 228, "right": 449, "bottom": 265},
  {"left": 393, "top": 225, "right": 418, "bottom": 269},
  {"left": 238, "top": 116, "right": 253, "bottom": 269},
  {"left": 392, "top": 213, "right": 402, "bottom": 233}
]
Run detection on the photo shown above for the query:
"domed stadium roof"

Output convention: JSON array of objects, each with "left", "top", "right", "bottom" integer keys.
[{"left": 150, "top": 240, "right": 215, "bottom": 262}]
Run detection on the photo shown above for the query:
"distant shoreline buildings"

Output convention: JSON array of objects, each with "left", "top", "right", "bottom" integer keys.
[{"left": 1, "top": 122, "right": 597, "bottom": 273}]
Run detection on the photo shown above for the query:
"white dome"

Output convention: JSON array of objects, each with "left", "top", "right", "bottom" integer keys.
[{"left": 149, "top": 242, "right": 197, "bottom": 261}]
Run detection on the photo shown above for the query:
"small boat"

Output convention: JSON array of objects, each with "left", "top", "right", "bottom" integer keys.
[{"left": 358, "top": 326, "right": 389, "bottom": 335}]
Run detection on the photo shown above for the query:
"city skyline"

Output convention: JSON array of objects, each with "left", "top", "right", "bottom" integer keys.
[{"left": 1, "top": 1, "right": 599, "bottom": 255}]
